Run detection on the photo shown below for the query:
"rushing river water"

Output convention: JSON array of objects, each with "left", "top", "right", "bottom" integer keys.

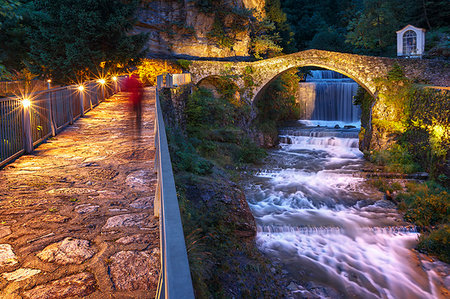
[{"left": 244, "top": 71, "right": 448, "bottom": 298}]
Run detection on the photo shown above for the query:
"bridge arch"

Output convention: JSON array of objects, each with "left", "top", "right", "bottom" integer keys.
[{"left": 252, "top": 63, "right": 374, "bottom": 104}]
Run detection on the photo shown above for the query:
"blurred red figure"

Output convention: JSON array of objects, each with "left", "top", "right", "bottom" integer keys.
[{"left": 124, "top": 74, "right": 144, "bottom": 133}]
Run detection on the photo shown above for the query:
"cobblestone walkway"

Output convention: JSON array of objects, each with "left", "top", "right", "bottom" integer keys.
[{"left": 0, "top": 88, "right": 159, "bottom": 298}]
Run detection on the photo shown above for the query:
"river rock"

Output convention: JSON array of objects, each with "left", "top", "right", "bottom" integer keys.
[
  {"left": 0, "top": 226, "right": 11, "bottom": 238},
  {"left": 109, "top": 249, "right": 159, "bottom": 291},
  {"left": 130, "top": 197, "right": 153, "bottom": 209},
  {"left": 37, "top": 237, "right": 95, "bottom": 265},
  {"left": 2, "top": 268, "right": 41, "bottom": 282},
  {"left": 102, "top": 213, "right": 148, "bottom": 230},
  {"left": 22, "top": 272, "right": 96, "bottom": 298},
  {"left": 0, "top": 244, "right": 18, "bottom": 267}
]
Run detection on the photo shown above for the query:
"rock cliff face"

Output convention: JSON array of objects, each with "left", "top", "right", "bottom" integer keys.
[{"left": 135, "top": 0, "right": 265, "bottom": 59}]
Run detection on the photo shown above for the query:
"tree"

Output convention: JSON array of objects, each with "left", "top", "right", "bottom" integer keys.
[
  {"left": 28, "top": 0, "right": 148, "bottom": 83},
  {"left": 0, "top": 0, "right": 22, "bottom": 78},
  {"left": 346, "top": 0, "right": 401, "bottom": 55},
  {"left": 0, "top": 0, "right": 33, "bottom": 77}
]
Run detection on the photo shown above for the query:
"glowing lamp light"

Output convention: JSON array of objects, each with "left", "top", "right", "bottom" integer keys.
[
  {"left": 112, "top": 76, "right": 117, "bottom": 81},
  {"left": 98, "top": 79, "right": 106, "bottom": 85},
  {"left": 77, "top": 85, "right": 85, "bottom": 92},
  {"left": 22, "top": 98, "right": 31, "bottom": 108}
]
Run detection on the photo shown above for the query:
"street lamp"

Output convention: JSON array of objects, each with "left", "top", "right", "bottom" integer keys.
[{"left": 22, "top": 98, "right": 31, "bottom": 108}]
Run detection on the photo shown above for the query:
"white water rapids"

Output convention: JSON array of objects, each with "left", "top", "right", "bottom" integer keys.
[{"left": 244, "top": 71, "right": 449, "bottom": 298}]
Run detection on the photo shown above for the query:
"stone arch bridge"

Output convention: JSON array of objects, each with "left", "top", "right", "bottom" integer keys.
[{"left": 189, "top": 49, "right": 449, "bottom": 102}]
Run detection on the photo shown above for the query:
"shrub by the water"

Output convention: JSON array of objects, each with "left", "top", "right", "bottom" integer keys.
[
  {"left": 396, "top": 181, "right": 449, "bottom": 262},
  {"left": 397, "top": 181, "right": 449, "bottom": 227},
  {"left": 417, "top": 225, "right": 450, "bottom": 263}
]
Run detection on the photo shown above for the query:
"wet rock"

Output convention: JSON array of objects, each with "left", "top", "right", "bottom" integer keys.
[
  {"left": 37, "top": 237, "right": 95, "bottom": 265},
  {"left": 75, "top": 204, "right": 99, "bottom": 214},
  {"left": 0, "top": 244, "right": 18, "bottom": 267},
  {"left": 334, "top": 124, "right": 340, "bottom": 129},
  {"left": 287, "top": 282, "right": 299, "bottom": 291},
  {"left": 130, "top": 197, "right": 153, "bottom": 209},
  {"left": 344, "top": 125, "right": 356, "bottom": 129},
  {"left": 2, "top": 268, "right": 41, "bottom": 282},
  {"left": 109, "top": 249, "right": 159, "bottom": 291},
  {"left": 306, "top": 282, "right": 341, "bottom": 299},
  {"left": 102, "top": 213, "right": 147, "bottom": 230},
  {"left": 22, "top": 272, "right": 96, "bottom": 298},
  {"left": 0, "top": 226, "right": 11, "bottom": 238}
]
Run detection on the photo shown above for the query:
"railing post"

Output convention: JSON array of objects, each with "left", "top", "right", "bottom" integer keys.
[
  {"left": 47, "top": 86, "right": 56, "bottom": 137},
  {"left": 154, "top": 177, "right": 161, "bottom": 218},
  {"left": 80, "top": 90, "right": 85, "bottom": 117},
  {"left": 68, "top": 90, "right": 74, "bottom": 125},
  {"left": 22, "top": 100, "right": 33, "bottom": 153}
]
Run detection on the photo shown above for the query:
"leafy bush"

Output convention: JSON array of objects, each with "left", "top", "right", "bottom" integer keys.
[
  {"left": 255, "top": 69, "right": 301, "bottom": 123},
  {"left": 397, "top": 181, "right": 449, "bottom": 227},
  {"left": 370, "top": 144, "right": 421, "bottom": 174},
  {"left": 417, "top": 225, "right": 450, "bottom": 263},
  {"left": 167, "top": 127, "right": 213, "bottom": 175},
  {"left": 238, "top": 138, "right": 267, "bottom": 164}
]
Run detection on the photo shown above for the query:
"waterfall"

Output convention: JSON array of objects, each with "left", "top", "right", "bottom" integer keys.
[{"left": 298, "top": 70, "right": 361, "bottom": 123}]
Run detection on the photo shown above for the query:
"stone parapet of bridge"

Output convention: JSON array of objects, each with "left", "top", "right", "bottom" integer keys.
[{"left": 189, "top": 49, "right": 450, "bottom": 101}]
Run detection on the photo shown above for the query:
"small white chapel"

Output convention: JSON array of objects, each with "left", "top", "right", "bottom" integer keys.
[{"left": 396, "top": 25, "right": 426, "bottom": 58}]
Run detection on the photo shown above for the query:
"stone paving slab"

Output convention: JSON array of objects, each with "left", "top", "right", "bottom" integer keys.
[{"left": 0, "top": 88, "right": 159, "bottom": 298}]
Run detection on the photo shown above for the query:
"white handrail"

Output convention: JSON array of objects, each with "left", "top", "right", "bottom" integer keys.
[{"left": 154, "top": 90, "right": 195, "bottom": 299}]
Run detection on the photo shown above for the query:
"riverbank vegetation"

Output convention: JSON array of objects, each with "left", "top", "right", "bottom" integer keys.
[
  {"left": 161, "top": 84, "right": 291, "bottom": 297},
  {"left": 356, "top": 64, "right": 449, "bottom": 262}
]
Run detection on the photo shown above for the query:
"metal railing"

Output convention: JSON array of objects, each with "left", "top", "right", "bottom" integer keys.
[
  {"left": 0, "top": 77, "right": 124, "bottom": 167},
  {"left": 157, "top": 73, "right": 191, "bottom": 89},
  {"left": 154, "top": 90, "right": 195, "bottom": 299}
]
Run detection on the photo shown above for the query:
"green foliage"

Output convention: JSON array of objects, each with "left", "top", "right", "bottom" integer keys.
[
  {"left": 184, "top": 87, "right": 265, "bottom": 167},
  {"left": 238, "top": 138, "right": 267, "bottom": 164},
  {"left": 368, "top": 178, "right": 402, "bottom": 193},
  {"left": 0, "top": 0, "right": 29, "bottom": 76},
  {"left": 280, "top": 0, "right": 448, "bottom": 56},
  {"left": 176, "top": 59, "right": 192, "bottom": 72},
  {"left": 346, "top": 0, "right": 400, "bottom": 55},
  {"left": 353, "top": 86, "right": 374, "bottom": 131},
  {"left": 425, "top": 27, "right": 450, "bottom": 57},
  {"left": 27, "top": 0, "right": 148, "bottom": 84},
  {"left": 397, "top": 181, "right": 449, "bottom": 227},
  {"left": 255, "top": 69, "right": 301, "bottom": 124},
  {"left": 403, "top": 88, "right": 450, "bottom": 179},
  {"left": 249, "top": 18, "right": 283, "bottom": 59},
  {"left": 417, "top": 225, "right": 450, "bottom": 263},
  {"left": 369, "top": 144, "right": 421, "bottom": 174},
  {"left": 167, "top": 127, "right": 213, "bottom": 175}
]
